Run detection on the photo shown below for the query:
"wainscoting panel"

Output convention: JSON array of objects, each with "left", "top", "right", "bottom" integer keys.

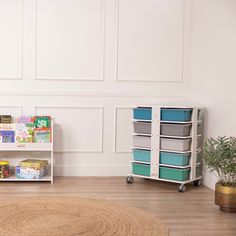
[
  {"left": 0, "top": 106, "right": 22, "bottom": 117},
  {"left": 35, "top": 0, "right": 104, "bottom": 81},
  {"left": 116, "top": 0, "right": 185, "bottom": 82},
  {"left": 0, "top": 0, "right": 22, "bottom": 79},
  {"left": 35, "top": 106, "right": 104, "bottom": 152},
  {"left": 113, "top": 107, "right": 132, "bottom": 153}
]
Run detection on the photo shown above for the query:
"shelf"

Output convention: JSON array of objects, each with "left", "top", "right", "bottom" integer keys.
[
  {"left": 160, "top": 135, "right": 192, "bottom": 139},
  {"left": 130, "top": 174, "right": 158, "bottom": 180},
  {"left": 132, "top": 119, "right": 152, "bottom": 123},
  {"left": 132, "top": 133, "right": 151, "bottom": 137},
  {"left": 133, "top": 119, "right": 203, "bottom": 124},
  {"left": 131, "top": 146, "right": 151, "bottom": 151},
  {"left": 159, "top": 164, "right": 191, "bottom": 169},
  {"left": 160, "top": 149, "right": 191, "bottom": 154},
  {"left": 160, "top": 120, "right": 193, "bottom": 124},
  {"left": 129, "top": 174, "right": 203, "bottom": 184},
  {"left": 0, "top": 143, "right": 52, "bottom": 151},
  {"left": 131, "top": 161, "right": 150, "bottom": 165},
  {"left": 158, "top": 177, "right": 190, "bottom": 184},
  {"left": 133, "top": 134, "right": 201, "bottom": 139},
  {"left": 133, "top": 105, "right": 205, "bottom": 109},
  {"left": 0, "top": 175, "right": 52, "bottom": 182}
]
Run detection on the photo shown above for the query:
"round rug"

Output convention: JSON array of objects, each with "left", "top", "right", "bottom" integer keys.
[{"left": 0, "top": 197, "right": 168, "bottom": 236}]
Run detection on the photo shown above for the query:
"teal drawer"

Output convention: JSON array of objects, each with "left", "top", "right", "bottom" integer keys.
[
  {"left": 133, "top": 149, "right": 151, "bottom": 163},
  {"left": 159, "top": 167, "right": 190, "bottom": 181},
  {"left": 133, "top": 108, "right": 152, "bottom": 120},
  {"left": 132, "top": 163, "right": 150, "bottom": 176},
  {"left": 160, "top": 152, "right": 190, "bottom": 166},
  {"left": 161, "top": 108, "right": 192, "bottom": 122}
]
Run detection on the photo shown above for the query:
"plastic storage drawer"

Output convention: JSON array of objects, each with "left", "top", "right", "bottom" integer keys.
[
  {"left": 133, "top": 108, "right": 152, "bottom": 120},
  {"left": 161, "top": 123, "right": 191, "bottom": 137},
  {"left": 159, "top": 167, "right": 190, "bottom": 181},
  {"left": 133, "top": 149, "right": 151, "bottom": 162},
  {"left": 160, "top": 138, "right": 191, "bottom": 151},
  {"left": 132, "top": 163, "right": 150, "bottom": 176},
  {"left": 133, "top": 121, "right": 151, "bottom": 134},
  {"left": 161, "top": 108, "right": 192, "bottom": 122},
  {"left": 160, "top": 152, "right": 190, "bottom": 166},
  {"left": 133, "top": 135, "right": 151, "bottom": 148}
]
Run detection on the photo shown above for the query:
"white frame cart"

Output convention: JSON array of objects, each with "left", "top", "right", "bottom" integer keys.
[
  {"left": 0, "top": 120, "right": 54, "bottom": 184},
  {"left": 126, "top": 106, "right": 204, "bottom": 192}
]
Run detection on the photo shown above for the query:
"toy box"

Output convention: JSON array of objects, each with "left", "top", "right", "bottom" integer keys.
[
  {"left": 0, "top": 131, "right": 15, "bottom": 143},
  {"left": 16, "top": 165, "right": 46, "bottom": 179},
  {"left": 15, "top": 116, "right": 35, "bottom": 124},
  {"left": 19, "top": 159, "right": 48, "bottom": 169},
  {"left": 16, "top": 168, "right": 44, "bottom": 179},
  {"left": 0, "top": 115, "right": 11, "bottom": 124},
  {"left": 15, "top": 123, "right": 35, "bottom": 143},
  {"left": 34, "top": 128, "right": 51, "bottom": 143},
  {"left": 35, "top": 116, "right": 51, "bottom": 128}
]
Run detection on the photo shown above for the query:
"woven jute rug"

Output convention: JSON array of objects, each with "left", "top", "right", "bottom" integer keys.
[{"left": 0, "top": 197, "right": 168, "bottom": 236}]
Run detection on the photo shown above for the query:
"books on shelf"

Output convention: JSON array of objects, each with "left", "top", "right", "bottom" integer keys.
[{"left": 0, "top": 116, "right": 52, "bottom": 144}]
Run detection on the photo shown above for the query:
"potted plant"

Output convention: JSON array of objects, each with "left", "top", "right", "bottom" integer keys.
[{"left": 203, "top": 136, "right": 236, "bottom": 212}]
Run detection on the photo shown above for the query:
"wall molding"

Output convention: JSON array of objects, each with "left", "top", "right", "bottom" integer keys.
[
  {"left": 0, "top": 0, "right": 23, "bottom": 80},
  {"left": 35, "top": 106, "right": 104, "bottom": 153},
  {"left": 54, "top": 164, "right": 129, "bottom": 176},
  {"left": 34, "top": 0, "right": 105, "bottom": 81},
  {"left": 0, "top": 89, "right": 189, "bottom": 98},
  {"left": 0, "top": 105, "right": 23, "bottom": 115},
  {"left": 114, "top": 0, "right": 186, "bottom": 83},
  {"left": 113, "top": 106, "right": 132, "bottom": 153}
]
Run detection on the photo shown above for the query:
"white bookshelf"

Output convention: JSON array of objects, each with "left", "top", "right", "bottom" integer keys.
[{"left": 0, "top": 120, "right": 54, "bottom": 184}]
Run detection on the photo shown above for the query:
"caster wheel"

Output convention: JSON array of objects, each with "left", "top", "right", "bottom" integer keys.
[
  {"left": 126, "top": 175, "right": 134, "bottom": 184},
  {"left": 193, "top": 179, "right": 202, "bottom": 186},
  {"left": 178, "top": 184, "right": 186, "bottom": 192}
]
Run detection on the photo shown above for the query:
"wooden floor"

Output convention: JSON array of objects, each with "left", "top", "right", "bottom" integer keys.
[{"left": 0, "top": 177, "right": 235, "bottom": 236}]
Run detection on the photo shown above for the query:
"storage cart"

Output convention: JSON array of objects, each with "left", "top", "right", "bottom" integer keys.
[{"left": 126, "top": 106, "right": 205, "bottom": 192}]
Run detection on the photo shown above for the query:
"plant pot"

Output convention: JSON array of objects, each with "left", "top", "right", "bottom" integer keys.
[{"left": 215, "top": 183, "right": 236, "bottom": 213}]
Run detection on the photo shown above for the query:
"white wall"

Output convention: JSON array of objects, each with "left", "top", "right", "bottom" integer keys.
[
  {"left": 189, "top": 0, "right": 236, "bottom": 189},
  {"left": 0, "top": 0, "right": 190, "bottom": 176}
]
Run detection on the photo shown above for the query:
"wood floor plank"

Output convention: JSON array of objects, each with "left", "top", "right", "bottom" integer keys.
[{"left": 0, "top": 176, "right": 235, "bottom": 235}]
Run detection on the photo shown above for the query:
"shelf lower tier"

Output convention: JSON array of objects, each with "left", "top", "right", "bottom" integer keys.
[
  {"left": 0, "top": 175, "right": 52, "bottom": 182},
  {"left": 0, "top": 143, "right": 52, "bottom": 151},
  {"left": 129, "top": 173, "right": 203, "bottom": 184}
]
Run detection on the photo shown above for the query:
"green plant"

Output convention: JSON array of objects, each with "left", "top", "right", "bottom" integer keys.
[{"left": 203, "top": 136, "right": 236, "bottom": 187}]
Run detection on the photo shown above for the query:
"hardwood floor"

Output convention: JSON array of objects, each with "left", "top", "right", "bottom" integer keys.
[{"left": 0, "top": 177, "right": 235, "bottom": 236}]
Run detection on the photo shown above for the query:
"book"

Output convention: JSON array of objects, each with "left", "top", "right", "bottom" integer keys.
[
  {"left": 15, "top": 123, "right": 35, "bottom": 143},
  {"left": 0, "top": 115, "right": 11, "bottom": 124},
  {"left": 0, "top": 131, "right": 15, "bottom": 143},
  {"left": 35, "top": 116, "right": 51, "bottom": 128},
  {"left": 15, "top": 116, "right": 35, "bottom": 124},
  {"left": 34, "top": 128, "right": 51, "bottom": 143}
]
